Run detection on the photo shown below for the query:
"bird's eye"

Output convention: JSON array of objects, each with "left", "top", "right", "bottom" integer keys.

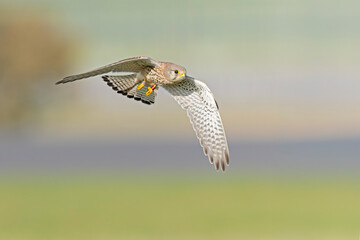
[{"left": 174, "top": 70, "right": 179, "bottom": 74}]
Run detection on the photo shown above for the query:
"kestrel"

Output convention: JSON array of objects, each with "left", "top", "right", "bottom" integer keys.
[{"left": 56, "top": 56, "right": 230, "bottom": 171}]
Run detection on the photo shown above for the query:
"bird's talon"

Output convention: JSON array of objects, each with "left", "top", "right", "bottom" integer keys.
[
  {"left": 146, "top": 84, "right": 157, "bottom": 95},
  {"left": 137, "top": 83, "right": 145, "bottom": 90},
  {"left": 146, "top": 87, "right": 153, "bottom": 95}
]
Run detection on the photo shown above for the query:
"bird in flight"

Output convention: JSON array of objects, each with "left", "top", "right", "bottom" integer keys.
[{"left": 56, "top": 56, "right": 229, "bottom": 171}]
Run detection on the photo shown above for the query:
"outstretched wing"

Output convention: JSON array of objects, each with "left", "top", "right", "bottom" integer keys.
[
  {"left": 56, "top": 56, "right": 160, "bottom": 84},
  {"left": 163, "top": 77, "right": 230, "bottom": 171}
]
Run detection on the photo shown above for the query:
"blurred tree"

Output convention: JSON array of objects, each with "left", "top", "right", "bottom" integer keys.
[{"left": 0, "top": 8, "right": 74, "bottom": 129}]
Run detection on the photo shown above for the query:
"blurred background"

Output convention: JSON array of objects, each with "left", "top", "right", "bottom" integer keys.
[{"left": 0, "top": 0, "right": 359, "bottom": 239}]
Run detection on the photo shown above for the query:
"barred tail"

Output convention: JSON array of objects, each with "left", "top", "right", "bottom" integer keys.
[{"left": 102, "top": 75, "right": 158, "bottom": 105}]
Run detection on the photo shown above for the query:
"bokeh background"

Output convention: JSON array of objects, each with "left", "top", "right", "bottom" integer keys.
[{"left": 0, "top": 0, "right": 359, "bottom": 239}]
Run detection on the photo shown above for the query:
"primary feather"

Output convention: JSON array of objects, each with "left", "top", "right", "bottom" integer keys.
[
  {"left": 163, "top": 77, "right": 229, "bottom": 171},
  {"left": 56, "top": 56, "right": 159, "bottom": 84}
]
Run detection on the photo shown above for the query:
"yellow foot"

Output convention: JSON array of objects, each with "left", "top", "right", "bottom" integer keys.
[
  {"left": 137, "top": 83, "right": 145, "bottom": 90},
  {"left": 146, "top": 84, "right": 157, "bottom": 95},
  {"left": 146, "top": 87, "right": 153, "bottom": 95}
]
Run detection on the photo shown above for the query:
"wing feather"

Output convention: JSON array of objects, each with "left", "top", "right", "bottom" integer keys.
[
  {"left": 163, "top": 77, "right": 230, "bottom": 171},
  {"left": 56, "top": 56, "right": 159, "bottom": 84}
]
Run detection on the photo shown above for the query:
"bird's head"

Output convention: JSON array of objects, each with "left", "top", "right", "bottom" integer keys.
[{"left": 163, "top": 63, "right": 187, "bottom": 83}]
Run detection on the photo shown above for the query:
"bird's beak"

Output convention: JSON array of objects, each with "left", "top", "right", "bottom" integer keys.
[{"left": 179, "top": 73, "right": 185, "bottom": 78}]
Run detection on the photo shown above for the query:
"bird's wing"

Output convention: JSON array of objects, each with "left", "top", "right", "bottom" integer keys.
[
  {"left": 163, "top": 77, "right": 230, "bottom": 171},
  {"left": 56, "top": 56, "right": 160, "bottom": 84}
]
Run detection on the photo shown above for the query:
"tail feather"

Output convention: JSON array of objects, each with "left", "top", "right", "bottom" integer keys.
[
  {"left": 102, "top": 75, "right": 158, "bottom": 105},
  {"left": 133, "top": 82, "right": 158, "bottom": 105},
  {"left": 141, "top": 87, "right": 158, "bottom": 104},
  {"left": 102, "top": 74, "right": 137, "bottom": 92},
  {"left": 126, "top": 86, "right": 137, "bottom": 98}
]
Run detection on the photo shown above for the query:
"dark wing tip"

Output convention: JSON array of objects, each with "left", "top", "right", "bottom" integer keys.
[
  {"left": 209, "top": 155, "right": 214, "bottom": 164},
  {"left": 55, "top": 76, "right": 74, "bottom": 85},
  {"left": 225, "top": 149, "right": 230, "bottom": 165},
  {"left": 221, "top": 160, "right": 226, "bottom": 172},
  {"left": 55, "top": 79, "right": 64, "bottom": 85},
  {"left": 215, "top": 160, "right": 220, "bottom": 171}
]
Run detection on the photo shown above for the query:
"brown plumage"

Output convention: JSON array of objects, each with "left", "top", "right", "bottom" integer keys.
[{"left": 57, "top": 56, "right": 230, "bottom": 171}]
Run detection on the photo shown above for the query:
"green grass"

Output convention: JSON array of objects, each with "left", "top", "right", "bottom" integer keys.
[{"left": 0, "top": 174, "right": 359, "bottom": 240}]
